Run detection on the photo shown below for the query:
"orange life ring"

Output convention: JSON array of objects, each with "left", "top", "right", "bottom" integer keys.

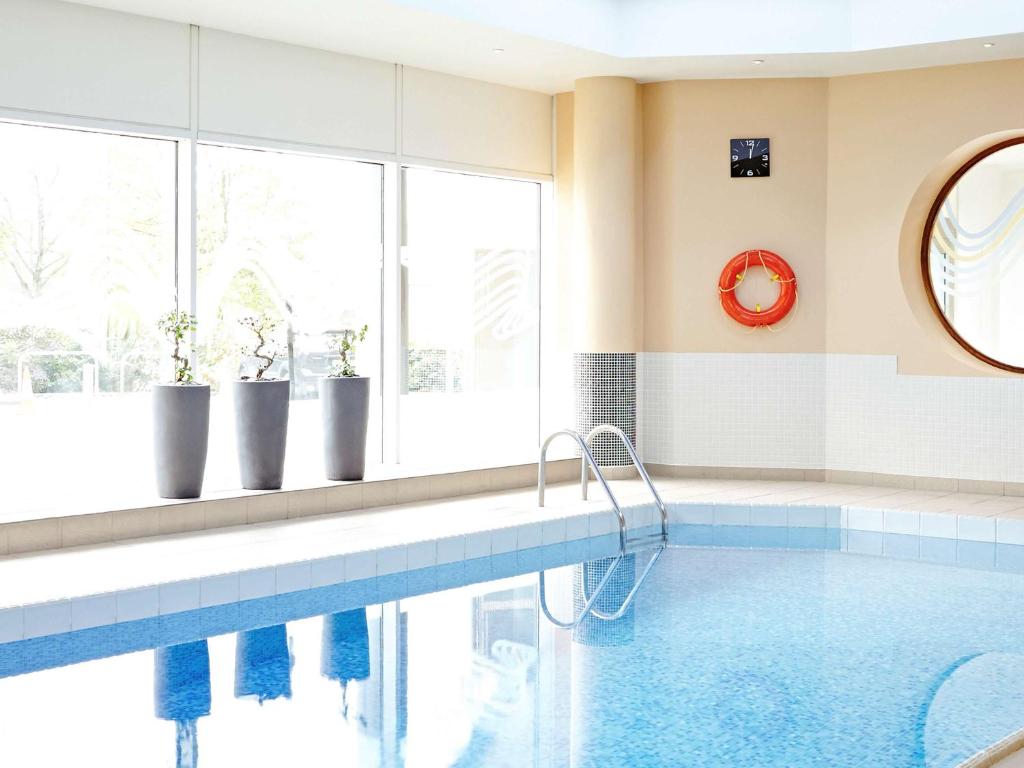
[{"left": 718, "top": 249, "right": 797, "bottom": 327}]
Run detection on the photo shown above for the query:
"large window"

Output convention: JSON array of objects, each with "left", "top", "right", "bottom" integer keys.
[
  {"left": 196, "top": 145, "right": 383, "bottom": 489},
  {"left": 0, "top": 119, "right": 547, "bottom": 512},
  {"left": 0, "top": 121, "right": 176, "bottom": 509},
  {"left": 400, "top": 168, "right": 541, "bottom": 464}
]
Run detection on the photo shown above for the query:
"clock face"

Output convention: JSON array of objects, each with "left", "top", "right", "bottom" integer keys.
[{"left": 731, "top": 138, "right": 770, "bottom": 177}]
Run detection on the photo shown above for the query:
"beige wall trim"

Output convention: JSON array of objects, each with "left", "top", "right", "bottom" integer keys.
[
  {"left": 646, "top": 463, "right": 1024, "bottom": 495},
  {"left": 0, "top": 460, "right": 581, "bottom": 557},
  {"left": 957, "top": 726, "right": 1024, "bottom": 768},
  {"left": 646, "top": 464, "right": 826, "bottom": 482}
]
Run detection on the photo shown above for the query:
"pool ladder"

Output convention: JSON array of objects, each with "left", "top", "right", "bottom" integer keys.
[{"left": 536, "top": 425, "right": 668, "bottom": 630}]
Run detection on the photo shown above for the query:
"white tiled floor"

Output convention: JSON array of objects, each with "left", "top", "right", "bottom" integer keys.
[{"left": 4, "top": 475, "right": 1024, "bottom": 644}]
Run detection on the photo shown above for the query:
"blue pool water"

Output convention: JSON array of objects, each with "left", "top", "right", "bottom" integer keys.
[{"left": 2, "top": 529, "right": 1024, "bottom": 767}]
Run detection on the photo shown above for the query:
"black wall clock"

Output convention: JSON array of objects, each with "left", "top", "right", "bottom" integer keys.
[{"left": 731, "top": 138, "right": 770, "bottom": 177}]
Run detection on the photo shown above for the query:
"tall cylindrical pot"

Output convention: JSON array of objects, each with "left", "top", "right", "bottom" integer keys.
[
  {"left": 153, "top": 383, "right": 210, "bottom": 499},
  {"left": 234, "top": 379, "right": 290, "bottom": 490},
  {"left": 320, "top": 376, "right": 370, "bottom": 481}
]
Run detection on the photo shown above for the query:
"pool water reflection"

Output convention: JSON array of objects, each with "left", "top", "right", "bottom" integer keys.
[{"left": 2, "top": 542, "right": 1024, "bottom": 767}]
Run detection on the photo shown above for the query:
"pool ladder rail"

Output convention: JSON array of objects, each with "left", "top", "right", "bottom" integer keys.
[{"left": 536, "top": 425, "right": 668, "bottom": 630}]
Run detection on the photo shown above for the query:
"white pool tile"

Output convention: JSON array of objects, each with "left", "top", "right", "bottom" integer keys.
[
  {"left": 541, "top": 519, "right": 566, "bottom": 545},
  {"left": 376, "top": 546, "right": 408, "bottom": 576},
  {"left": 587, "top": 512, "right": 614, "bottom": 536},
  {"left": 920, "top": 512, "right": 957, "bottom": 539},
  {"left": 159, "top": 580, "right": 200, "bottom": 614},
  {"left": 490, "top": 527, "right": 518, "bottom": 555},
  {"left": 516, "top": 522, "right": 543, "bottom": 548},
  {"left": 673, "top": 504, "right": 713, "bottom": 525},
  {"left": 71, "top": 594, "right": 117, "bottom": 630},
  {"left": 239, "top": 567, "right": 278, "bottom": 599},
  {"left": 275, "top": 562, "right": 312, "bottom": 594},
  {"left": 884, "top": 510, "right": 920, "bottom": 536},
  {"left": 406, "top": 540, "right": 437, "bottom": 570},
  {"left": 788, "top": 506, "right": 826, "bottom": 528},
  {"left": 847, "top": 507, "right": 884, "bottom": 532},
  {"left": 996, "top": 518, "right": 1024, "bottom": 546},
  {"left": 309, "top": 557, "right": 346, "bottom": 587},
  {"left": 436, "top": 536, "right": 466, "bottom": 564},
  {"left": 825, "top": 507, "right": 841, "bottom": 528},
  {"left": 200, "top": 574, "right": 240, "bottom": 606},
  {"left": 116, "top": 587, "right": 159, "bottom": 622},
  {"left": 750, "top": 506, "right": 788, "bottom": 527},
  {"left": 24, "top": 601, "right": 71, "bottom": 639},
  {"left": 0, "top": 607, "right": 23, "bottom": 643},
  {"left": 958, "top": 515, "right": 996, "bottom": 543},
  {"left": 346, "top": 551, "right": 376, "bottom": 581},
  {"left": 465, "top": 532, "right": 491, "bottom": 559},
  {"left": 713, "top": 505, "right": 749, "bottom": 526},
  {"left": 564, "top": 515, "right": 590, "bottom": 541}
]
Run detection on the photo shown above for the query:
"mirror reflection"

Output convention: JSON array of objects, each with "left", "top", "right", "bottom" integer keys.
[{"left": 927, "top": 140, "right": 1024, "bottom": 368}]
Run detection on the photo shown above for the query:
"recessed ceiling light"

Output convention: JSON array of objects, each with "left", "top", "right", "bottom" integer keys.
[
  {"left": 983, "top": 42, "right": 995, "bottom": 48},
  {"left": 752, "top": 59, "right": 765, "bottom": 65},
  {"left": 492, "top": 48, "right": 505, "bottom": 54}
]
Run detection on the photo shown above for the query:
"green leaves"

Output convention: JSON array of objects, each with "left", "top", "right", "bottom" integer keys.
[
  {"left": 157, "top": 309, "right": 197, "bottom": 384},
  {"left": 329, "top": 324, "right": 368, "bottom": 378},
  {"left": 238, "top": 315, "right": 280, "bottom": 380}
]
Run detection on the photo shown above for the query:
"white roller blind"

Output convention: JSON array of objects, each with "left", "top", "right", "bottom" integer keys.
[
  {"left": 197, "top": 29, "right": 396, "bottom": 154},
  {"left": 0, "top": 0, "right": 190, "bottom": 129},
  {"left": 402, "top": 67, "right": 552, "bottom": 176}
]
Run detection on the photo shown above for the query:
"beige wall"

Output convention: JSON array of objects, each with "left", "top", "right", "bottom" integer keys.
[
  {"left": 560, "top": 61, "right": 1024, "bottom": 374},
  {"left": 402, "top": 67, "right": 553, "bottom": 175},
  {"left": 642, "top": 78, "right": 829, "bottom": 352},
  {"left": 827, "top": 59, "right": 1024, "bottom": 375},
  {"left": 572, "top": 77, "right": 645, "bottom": 352}
]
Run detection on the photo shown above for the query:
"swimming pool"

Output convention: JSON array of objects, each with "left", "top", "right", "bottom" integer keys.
[{"left": 2, "top": 523, "right": 1024, "bottom": 767}]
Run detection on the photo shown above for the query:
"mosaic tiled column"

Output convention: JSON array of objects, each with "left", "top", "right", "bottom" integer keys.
[
  {"left": 573, "top": 352, "right": 637, "bottom": 467},
  {"left": 571, "top": 554, "right": 636, "bottom": 646}
]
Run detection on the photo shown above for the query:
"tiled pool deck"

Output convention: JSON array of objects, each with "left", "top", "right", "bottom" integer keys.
[{"left": 4, "top": 474, "right": 1024, "bottom": 645}]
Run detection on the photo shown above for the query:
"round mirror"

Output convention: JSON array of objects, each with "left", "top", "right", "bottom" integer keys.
[{"left": 924, "top": 138, "right": 1024, "bottom": 371}]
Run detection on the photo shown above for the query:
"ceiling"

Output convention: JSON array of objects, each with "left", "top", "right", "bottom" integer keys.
[{"left": 63, "top": 0, "right": 1024, "bottom": 93}]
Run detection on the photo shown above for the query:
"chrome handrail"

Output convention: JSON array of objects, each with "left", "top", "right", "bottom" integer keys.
[
  {"left": 537, "top": 553, "right": 624, "bottom": 631},
  {"left": 536, "top": 426, "right": 668, "bottom": 629},
  {"left": 584, "top": 424, "right": 668, "bottom": 540},
  {"left": 580, "top": 546, "right": 663, "bottom": 622},
  {"left": 538, "top": 429, "right": 627, "bottom": 553}
]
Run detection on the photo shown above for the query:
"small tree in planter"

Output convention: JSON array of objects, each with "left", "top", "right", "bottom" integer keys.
[
  {"left": 234, "top": 314, "right": 290, "bottom": 490},
  {"left": 238, "top": 315, "right": 280, "bottom": 381},
  {"left": 321, "top": 324, "right": 371, "bottom": 481},
  {"left": 153, "top": 310, "right": 210, "bottom": 499}
]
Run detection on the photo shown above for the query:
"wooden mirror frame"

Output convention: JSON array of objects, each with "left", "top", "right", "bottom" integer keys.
[{"left": 921, "top": 136, "right": 1024, "bottom": 374}]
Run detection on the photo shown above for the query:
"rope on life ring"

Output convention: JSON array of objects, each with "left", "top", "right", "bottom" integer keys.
[{"left": 718, "top": 249, "right": 798, "bottom": 329}]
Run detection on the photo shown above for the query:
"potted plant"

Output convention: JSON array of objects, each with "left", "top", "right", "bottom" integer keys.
[
  {"left": 234, "top": 315, "right": 289, "bottom": 490},
  {"left": 153, "top": 310, "right": 209, "bottom": 499},
  {"left": 321, "top": 324, "right": 370, "bottom": 481}
]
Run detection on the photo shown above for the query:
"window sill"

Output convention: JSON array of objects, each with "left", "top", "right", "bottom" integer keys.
[{"left": 0, "top": 453, "right": 582, "bottom": 556}]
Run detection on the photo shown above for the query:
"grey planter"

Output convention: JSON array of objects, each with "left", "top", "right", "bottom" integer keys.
[
  {"left": 234, "top": 379, "right": 290, "bottom": 490},
  {"left": 153, "top": 383, "right": 210, "bottom": 499},
  {"left": 320, "top": 376, "right": 370, "bottom": 481}
]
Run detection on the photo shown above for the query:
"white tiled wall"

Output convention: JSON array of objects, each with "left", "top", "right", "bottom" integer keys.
[
  {"left": 638, "top": 353, "right": 826, "bottom": 470},
  {"left": 639, "top": 352, "right": 1024, "bottom": 483},
  {"left": 826, "top": 354, "right": 1020, "bottom": 483}
]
